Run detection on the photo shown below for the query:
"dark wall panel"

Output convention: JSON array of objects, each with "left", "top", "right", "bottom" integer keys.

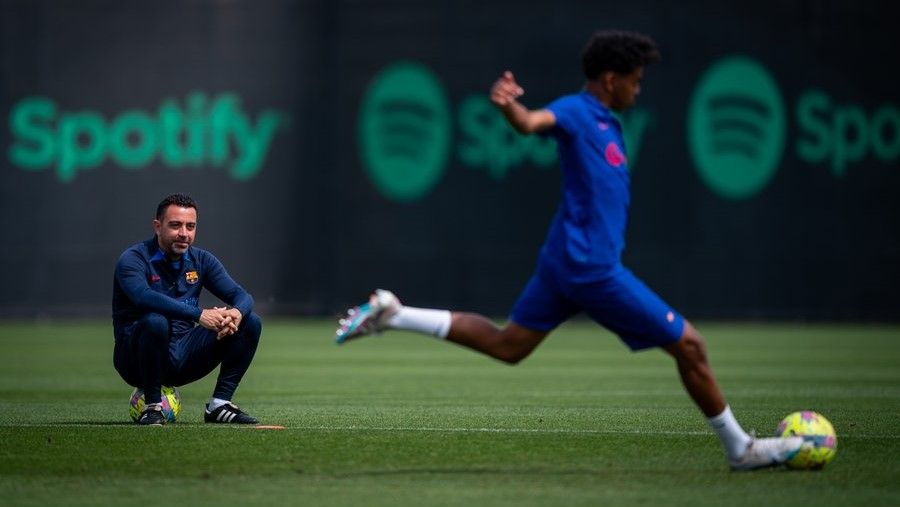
[{"left": 2, "top": 1, "right": 898, "bottom": 320}]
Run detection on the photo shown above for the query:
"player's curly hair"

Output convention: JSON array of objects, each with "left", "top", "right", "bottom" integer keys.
[
  {"left": 581, "top": 30, "right": 661, "bottom": 79},
  {"left": 156, "top": 193, "right": 198, "bottom": 219}
]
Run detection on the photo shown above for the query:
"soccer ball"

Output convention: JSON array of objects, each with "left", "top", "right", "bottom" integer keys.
[
  {"left": 776, "top": 411, "right": 837, "bottom": 470},
  {"left": 129, "top": 386, "right": 182, "bottom": 423}
]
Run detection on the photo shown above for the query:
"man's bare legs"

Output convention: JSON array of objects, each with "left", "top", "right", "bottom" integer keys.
[
  {"left": 663, "top": 321, "right": 726, "bottom": 417},
  {"left": 336, "top": 293, "right": 802, "bottom": 469},
  {"left": 445, "top": 313, "right": 549, "bottom": 364},
  {"left": 447, "top": 314, "right": 727, "bottom": 417}
]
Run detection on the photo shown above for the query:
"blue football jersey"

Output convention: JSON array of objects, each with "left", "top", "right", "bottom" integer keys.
[{"left": 539, "top": 91, "right": 631, "bottom": 282}]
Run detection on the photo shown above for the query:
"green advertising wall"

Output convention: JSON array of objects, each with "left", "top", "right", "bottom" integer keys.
[{"left": 1, "top": 1, "right": 898, "bottom": 320}]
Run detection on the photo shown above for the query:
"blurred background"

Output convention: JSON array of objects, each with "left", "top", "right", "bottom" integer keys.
[{"left": 1, "top": 0, "right": 898, "bottom": 322}]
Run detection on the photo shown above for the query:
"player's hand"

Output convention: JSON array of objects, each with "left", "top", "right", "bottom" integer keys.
[
  {"left": 216, "top": 308, "right": 243, "bottom": 339},
  {"left": 199, "top": 307, "right": 230, "bottom": 332},
  {"left": 490, "top": 71, "right": 525, "bottom": 108}
]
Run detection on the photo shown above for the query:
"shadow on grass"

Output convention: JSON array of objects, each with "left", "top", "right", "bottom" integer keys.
[
  {"left": 40, "top": 421, "right": 216, "bottom": 427},
  {"left": 329, "top": 467, "right": 600, "bottom": 478},
  {"left": 52, "top": 421, "right": 137, "bottom": 426}
]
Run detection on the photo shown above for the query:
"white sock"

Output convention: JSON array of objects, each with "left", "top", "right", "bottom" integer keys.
[
  {"left": 708, "top": 405, "right": 752, "bottom": 459},
  {"left": 208, "top": 397, "right": 230, "bottom": 411},
  {"left": 387, "top": 306, "right": 451, "bottom": 339}
]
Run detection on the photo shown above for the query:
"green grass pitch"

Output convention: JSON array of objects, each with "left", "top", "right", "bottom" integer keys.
[{"left": 1, "top": 319, "right": 898, "bottom": 506}]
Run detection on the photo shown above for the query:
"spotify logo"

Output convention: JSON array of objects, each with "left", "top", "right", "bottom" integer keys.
[
  {"left": 7, "top": 92, "right": 286, "bottom": 182},
  {"left": 687, "top": 56, "right": 786, "bottom": 199},
  {"left": 357, "top": 61, "right": 651, "bottom": 203},
  {"left": 358, "top": 61, "right": 452, "bottom": 202}
]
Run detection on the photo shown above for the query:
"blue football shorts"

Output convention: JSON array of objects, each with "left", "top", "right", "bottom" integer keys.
[{"left": 509, "top": 263, "right": 685, "bottom": 351}]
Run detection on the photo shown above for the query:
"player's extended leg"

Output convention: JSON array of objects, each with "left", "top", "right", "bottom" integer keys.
[
  {"left": 662, "top": 321, "right": 725, "bottom": 417},
  {"left": 663, "top": 320, "right": 803, "bottom": 470},
  {"left": 336, "top": 289, "right": 550, "bottom": 364},
  {"left": 446, "top": 315, "right": 548, "bottom": 364},
  {"left": 573, "top": 267, "right": 803, "bottom": 470}
]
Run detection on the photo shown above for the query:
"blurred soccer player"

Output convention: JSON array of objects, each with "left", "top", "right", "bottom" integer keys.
[
  {"left": 112, "top": 193, "right": 261, "bottom": 425},
  {"left": 336, "top": 30, "right": 802, "bottom": 470}
]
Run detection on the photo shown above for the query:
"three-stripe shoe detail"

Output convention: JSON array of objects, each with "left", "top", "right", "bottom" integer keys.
[
  {"left": 203, "top": 402, "right": 259, "bottom": 424},
  {"left": 216, "top": 410, "right": 237, "bottom": 423}
]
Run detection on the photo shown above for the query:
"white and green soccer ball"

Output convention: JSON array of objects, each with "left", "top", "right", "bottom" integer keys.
[
  {"left": 776, "top": 411, "right": 837, "bottom": 470},
  {"left": 129, "top": 386, "right": 182, "bottom": 423}
]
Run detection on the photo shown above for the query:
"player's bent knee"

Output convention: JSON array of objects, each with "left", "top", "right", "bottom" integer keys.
[
  {"left": 498, "top": 349, "right": 529, "bottom": 365},
  {"left": 666, "top": 324, "right": 709, "bottom": 366},
  {"left": 240, "top": 312, "right": 262, "bottom": 340},
  {"left": 679, "top": 334, "right": 708, "bottom": 366},
  {"left": 495, "top": 330, "right": 540, "bottom": 365},
  {"left": 138, "top": 313, "right": 170, "bottom": 339}
]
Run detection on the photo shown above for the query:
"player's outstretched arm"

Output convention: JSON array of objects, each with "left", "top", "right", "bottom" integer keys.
[{"left": 490, "top": 71, "right": 555, "bottom": 134}]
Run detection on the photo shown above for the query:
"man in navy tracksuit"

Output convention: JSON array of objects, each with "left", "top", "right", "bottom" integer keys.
[{"left": 112, "top": 193, "right": 262, "bottom": 425}]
